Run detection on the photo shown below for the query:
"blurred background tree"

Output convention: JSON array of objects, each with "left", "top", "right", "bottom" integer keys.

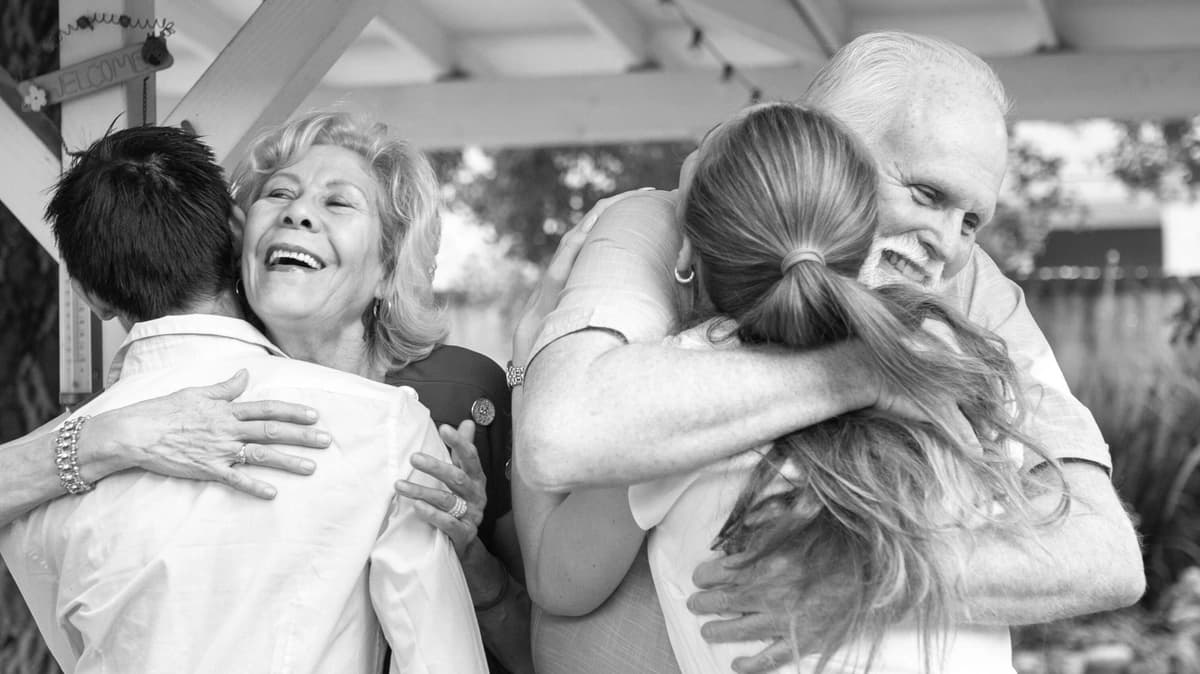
[{"left": 1109, "top": 116, "right": 1200, "bottom": 201}]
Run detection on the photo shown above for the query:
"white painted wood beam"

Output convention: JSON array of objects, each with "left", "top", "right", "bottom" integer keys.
[
  {"left": 783, "top": 0, "right": 848, "bottom": 56},
  {"left": 0, "top": 103, "right": 60, "bottom": 260},
  {"left": 1022, "top": 0, "right": 1060, "bottom": 50},
  {"left": 56, "top": 0, "right": 155, "bottom": 400},
  {"left": 164, "top": 0, "right": 381, "bottom": 170},
  {"left": 376, "top": 0, "right": 455, "bottom": 76},
  {"left": 303, "top": 47, "right": 1200, "bottom": 149},
  {"left": 570, "top": 0, "right": 652, "bottom": 68},
  {"left": 1053, "top": 0, "right": 1200, "bottom": 51},
  {"left": 676, "top": 0, "right": 822, "bottom": 59}
]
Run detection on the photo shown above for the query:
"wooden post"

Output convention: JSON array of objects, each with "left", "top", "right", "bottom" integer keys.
[{"left": 57, "top": 0, "right": 155, "bottom": 405}]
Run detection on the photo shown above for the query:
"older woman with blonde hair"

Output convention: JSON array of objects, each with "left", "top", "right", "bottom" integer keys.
[{"left": 1, "top": 111, "right": 533, "bottom": 672}]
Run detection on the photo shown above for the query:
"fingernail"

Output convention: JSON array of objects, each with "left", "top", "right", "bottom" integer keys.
[
  {"left": 299, "top": 460, "right": 315, "bottom": 473},
  {"left": 305, "top": 408, "right": 318, "bottom": 421},
  {"left": 315, "top": 431, "right": 331, "bottom": 444},
  {"left": 264, "top": 486, "right": 277, "bottom": 498}
]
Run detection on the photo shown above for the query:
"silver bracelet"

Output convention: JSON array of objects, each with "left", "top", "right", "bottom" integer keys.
[
  {"left": 505, "top": 360, "right": 525, "bottom": 390},
  {"left": 55, "top": 415, "right": 94, "bottom": 495}
]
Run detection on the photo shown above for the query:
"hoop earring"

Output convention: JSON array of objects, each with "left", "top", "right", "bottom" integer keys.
[
  {"left": 235, "top": 279, "right": 244, "bottom": 296},
  {"left": 372, "top": 297, "right": 393, "bottom": 321},
  {"left": 674, "top": 266, "right": 695, "bottom": 285}
]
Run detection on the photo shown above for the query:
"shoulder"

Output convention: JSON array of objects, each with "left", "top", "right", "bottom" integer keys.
[
  {"left": 389, "top": 345, "right": 506, "bottom": 397},
  {"left": 387, "top": 345, "right": 510, "bottom": 428}
]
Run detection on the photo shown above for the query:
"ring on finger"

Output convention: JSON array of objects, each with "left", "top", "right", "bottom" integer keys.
[
  {"left": 448, "top": 495, "right": 468, "bottom": 520},
  {"left": 233, "top": 443, "right": 248, "bottom": 466}
]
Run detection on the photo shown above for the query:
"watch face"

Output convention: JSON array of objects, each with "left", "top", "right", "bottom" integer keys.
[{"left": 471, "top": 397, "right": 496, "bottom": 427}]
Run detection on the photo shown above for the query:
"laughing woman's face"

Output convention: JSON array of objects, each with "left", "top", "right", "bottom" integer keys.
[{"left": 241, "top": 144, "right": 385, "bottom": 344}]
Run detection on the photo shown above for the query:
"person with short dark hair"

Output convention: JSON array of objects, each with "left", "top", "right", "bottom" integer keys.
[{"left": 0, "top": 125, "right": 487, "bottom": 673}]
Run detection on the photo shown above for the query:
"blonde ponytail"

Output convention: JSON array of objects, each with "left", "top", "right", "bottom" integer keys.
[{"left": 684, "top": 102, "right": 1066, "bottom": 671}]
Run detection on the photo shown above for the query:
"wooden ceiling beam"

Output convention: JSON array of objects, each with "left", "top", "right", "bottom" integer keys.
[
  {"left": 570, "top": 0, "right": 652, "bottom": 68},
  {"left": 297, "top": 47, "right": 1200, "bottom": 150},
  {"left": 163, "top": 0, "right": 381, "bottom": 169},
  {"left": 375, "top": 0, "right": 455, "bottom": 76}
]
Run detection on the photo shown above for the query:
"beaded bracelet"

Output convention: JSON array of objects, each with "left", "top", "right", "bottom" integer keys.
[{"left": 54, "top": 415, "right": 94, "bottom": 495}]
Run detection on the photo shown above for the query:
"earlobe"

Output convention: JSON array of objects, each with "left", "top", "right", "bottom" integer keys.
[{"left": 674, "top": 237, "right": 695, "bottom": 278}]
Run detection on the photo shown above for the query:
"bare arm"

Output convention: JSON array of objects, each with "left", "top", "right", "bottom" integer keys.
[
  {"left": 517, "top": 191, "right": 953, "bottom": 492},
  {"left": 960, "top": 463, "right": 1144, "bottom": 623},
  {"left": 0, "top": 370, "right": 331, "bottom": 527},
  {"left": 513, "top": 397, "right": 646, "bottom": 615},
  {"left": 519, "top": 332, "right": 878, "bottom": 492}
]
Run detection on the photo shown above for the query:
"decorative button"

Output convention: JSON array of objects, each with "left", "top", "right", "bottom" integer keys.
[{"left": 470, "top": 397, "right": 496, "bottom": 427}]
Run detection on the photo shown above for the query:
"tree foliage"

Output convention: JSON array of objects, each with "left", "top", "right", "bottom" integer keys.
[
  {"left": 435, "top": 136, "right": 1073, "bottom": 277},
  {"left": 431, "top": 141, "right": 694, "bottom": 265},
  {"left": 1109, "top": 116, "right": 1200, "bottom": 200}
]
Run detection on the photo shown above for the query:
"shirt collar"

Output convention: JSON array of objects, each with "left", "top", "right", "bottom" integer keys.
[{"left": 107, "top": 314, "right": 288, "bottom": 386}]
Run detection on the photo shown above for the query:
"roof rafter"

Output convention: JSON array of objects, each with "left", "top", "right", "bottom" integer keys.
[
  {"left": 676, "top": 0, "right": 822, "bottom": 59},
  {"left": 376, "top": 0, "right": 455, "bottom": 76},
  {"left": 164, "top": 0, "right": 382, "bottom": 169},
  {"left": 1023, "top": 0, "right": 1060, "bottom": 50},
  {"left": 570, "top": 0, "right": 652, "bottom": 68},
  {"left": 783, "top": 0, "right": 848, "bottom": 56},
  {"left": 298, "top": 46, "right": 1200, "bottom": 150}
]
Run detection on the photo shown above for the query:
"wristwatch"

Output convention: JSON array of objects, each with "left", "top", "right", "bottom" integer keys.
[{"left": 505, "top": 360, "right": 525, "bottom": 389}]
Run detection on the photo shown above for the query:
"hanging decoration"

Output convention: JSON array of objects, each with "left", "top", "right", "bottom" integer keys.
[
  {"left": 19, "top": 13, "right": 175, "bottom": 113},
  {"left": 659, "top": 0, "right": 766, "bottom": 105}
]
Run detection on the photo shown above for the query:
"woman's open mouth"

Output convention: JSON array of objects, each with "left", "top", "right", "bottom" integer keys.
[{"left": 265, "top": 244, "right": 327, "bottom": 272}]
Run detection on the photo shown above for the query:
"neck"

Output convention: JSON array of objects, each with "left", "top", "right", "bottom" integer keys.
[{"left": 267, "top": 321, "right": 383, "bottom": 381}]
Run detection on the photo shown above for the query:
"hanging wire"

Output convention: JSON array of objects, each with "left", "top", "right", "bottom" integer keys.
[
  {"left": 43, "top": 12, "right": 175, "bottom": 51},
  {"left": 660, "top": 0, "right": 767, "bottom": 105}
]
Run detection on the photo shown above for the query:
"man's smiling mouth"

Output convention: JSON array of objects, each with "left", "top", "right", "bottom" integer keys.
[{"left": 880, "top": 249, "right": 933, "bottom": 287}]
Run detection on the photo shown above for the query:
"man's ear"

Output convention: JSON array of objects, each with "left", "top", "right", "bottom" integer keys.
[{"left": 70, "top": 278, "right": 117, "bottom": 322}]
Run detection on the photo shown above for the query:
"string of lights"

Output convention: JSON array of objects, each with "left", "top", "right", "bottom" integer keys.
[
  {"left": 42, "top": 12, "right": 175, "bottom": 52},
  {"left": 659, "top": 0, "right": 766, "bottom": 105}
]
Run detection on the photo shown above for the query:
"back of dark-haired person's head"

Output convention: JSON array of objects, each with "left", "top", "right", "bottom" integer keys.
[{"left": 47, "top": 125, "right": 236, "bottom": 323}]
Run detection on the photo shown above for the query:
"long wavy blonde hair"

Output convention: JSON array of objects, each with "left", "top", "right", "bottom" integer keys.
[{"left": 684, "top": 102, "right": 1067, "bottom": 671}]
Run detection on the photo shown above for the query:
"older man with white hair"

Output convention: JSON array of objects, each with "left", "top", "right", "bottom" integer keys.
[{"left": 514, "top": 31, "right": 1144, "bottom": 674}]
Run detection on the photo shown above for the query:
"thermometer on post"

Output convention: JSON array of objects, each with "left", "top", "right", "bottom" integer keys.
[{"left": 59, "top": 267, "right": 102, "bottom": 408}]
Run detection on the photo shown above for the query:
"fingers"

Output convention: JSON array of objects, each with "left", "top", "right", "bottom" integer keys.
[
  {"left": 699, "top": 613, "right": 782, "bottom": 644},
  {"left": 439, "top": 421, "right": 485, "bottom": 481},
  {"left": 395, "top": 478, "right": 461, "bottom": 513},
  {"left": 196, "top": 369, "right": 250, "bottom": 402},
  {"left": 231, "top": 398, "right": 320, "bottom": 425},
  {"left": 241, "top": 444, "right": 317, "bottom": 475},
  {"left": 235, "top": 420, "right": 331, "bottom": 450},
  {"left": 410, "top": 500, "right": 476, "bottom": 555},
  {"left": 213, "top": 466, "right": 278, "bottom": 500},
  {"left": 731, "top": 640, "right": 795, "bottom": 674},
  {"left": 692, "top": 551, "right": 751, "bottom": 588},
  {"left": 688, "top": 587, "right": 737, "bottom": 615}
]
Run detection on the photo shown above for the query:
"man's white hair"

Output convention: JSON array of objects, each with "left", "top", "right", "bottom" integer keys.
[{"left": 803, "top": 31, "right": 1011, "bottom": 143}]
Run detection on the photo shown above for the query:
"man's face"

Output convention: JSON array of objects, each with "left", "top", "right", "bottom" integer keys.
[{"left": 860, "top": 81, "right": 1009, "bottom": 286}]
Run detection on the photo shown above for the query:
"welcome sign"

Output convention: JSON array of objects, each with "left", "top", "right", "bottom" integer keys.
[{"left": 19, "top": 39, "right": 173, "bottom": 112}]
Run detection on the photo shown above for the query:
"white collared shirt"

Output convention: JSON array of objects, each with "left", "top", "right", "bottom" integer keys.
[{"left": 0, "top": 314, "right": 487, "bottom": 674}]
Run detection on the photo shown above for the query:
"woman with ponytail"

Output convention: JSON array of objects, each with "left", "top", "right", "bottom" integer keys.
[{"left": 627, "top": 102, "right": 1068, "bottom": 673}]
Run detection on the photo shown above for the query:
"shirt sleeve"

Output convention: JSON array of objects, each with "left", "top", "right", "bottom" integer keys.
[
  {"left": 527, "top": 190, "right": 684, "bottom": 365},
  {"left": 949, "top": 247, "right": 1111, "bottom": 472},
  {"left": 370, "top": 409, "right": 489, "bottom": 674}
]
